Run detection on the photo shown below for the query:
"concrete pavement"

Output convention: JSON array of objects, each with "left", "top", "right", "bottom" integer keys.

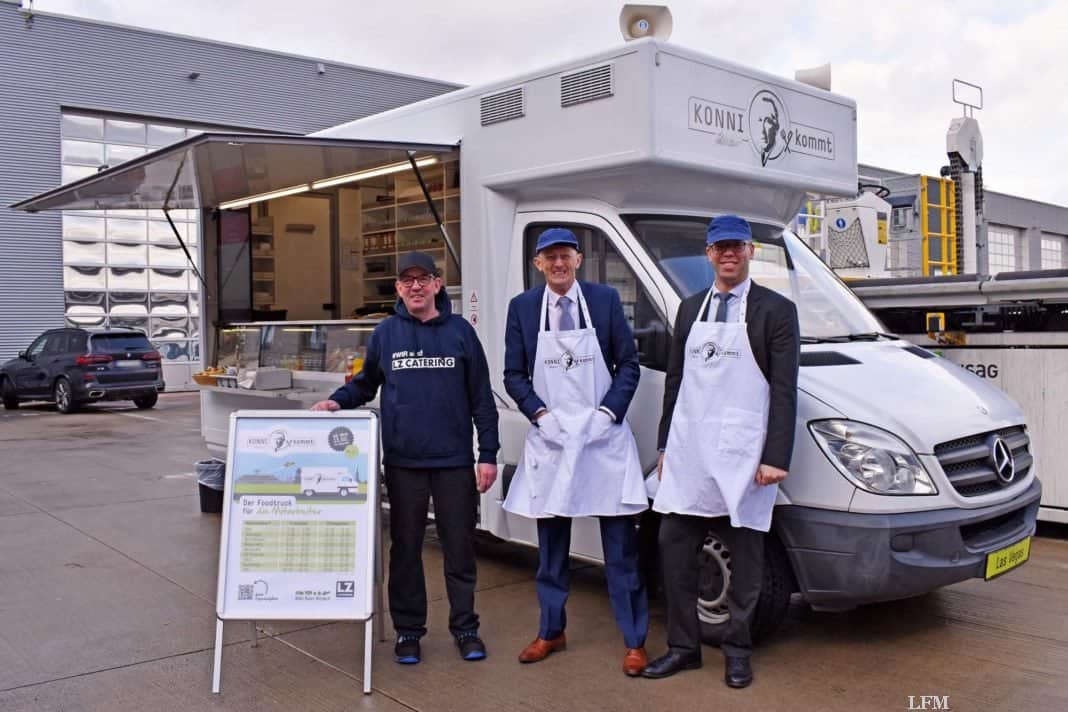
[{"left": 1, "top": 393, "right": 1066, "bottom": 711}]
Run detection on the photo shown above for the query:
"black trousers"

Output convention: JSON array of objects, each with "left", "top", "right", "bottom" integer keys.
[
  {"left": 659, "top": 514, "right": 764, "bottom": 659},
  {"left": 384, "top": 465, "right": 478, "bottom": 638}
]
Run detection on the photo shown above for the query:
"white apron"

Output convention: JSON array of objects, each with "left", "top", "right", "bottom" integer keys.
[
  {"left": 652, "top": 282, "right": 776, "bottom": 532},
  {"left": 504, "top": 285, "right": 647, "bottom": 519}
]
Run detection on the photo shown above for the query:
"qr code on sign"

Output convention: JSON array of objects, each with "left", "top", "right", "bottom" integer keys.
[{"left": 238, "top": 584, "right": 254, "bottom": 600}]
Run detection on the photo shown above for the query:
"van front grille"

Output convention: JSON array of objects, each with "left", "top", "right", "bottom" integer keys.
[{"left": 934, "top": 426, "right": 1031, "bottom": 497}]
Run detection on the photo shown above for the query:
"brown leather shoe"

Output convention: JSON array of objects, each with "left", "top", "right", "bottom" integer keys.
[
  {"left": 623, "top": 647, "right": 648, "bottom": 677},
  {"left": 518, "top": 634, "right": 567, "bottom": 663}
]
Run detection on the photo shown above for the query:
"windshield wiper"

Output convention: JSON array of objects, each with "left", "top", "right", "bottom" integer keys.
[
  {"left": 841, "top": 332, "right": 899, "bottom": 341},
  {"left": 800, "top": 336, "right": 849, "bottom": 344},
  {"left": 801, "top": 332, "right": 899, "bottom": 344}
]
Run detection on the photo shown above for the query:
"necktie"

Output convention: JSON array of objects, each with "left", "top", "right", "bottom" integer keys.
[
  {"left": 714, "top": 292, "right": 734, "bottom": 323},
  {"left": 557, "top": 295, "right": 575, "bottom": 331}
]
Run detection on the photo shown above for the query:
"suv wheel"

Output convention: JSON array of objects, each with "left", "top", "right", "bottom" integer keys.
[
  {"left": 54, "top": 377, "right": 80, "bottom": 414},
  {"left": 133, "top": 393, "right": 158, "bottom": 409},
  {"left": 1, "top": 377, "right": 18, "bottom": 410}
]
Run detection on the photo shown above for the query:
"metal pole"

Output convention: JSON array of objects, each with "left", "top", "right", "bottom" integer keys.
[
  {"left": 363, "top": 620, "right": 373, "bottom": 694},
  {"left": 406, "top": 152, "right": 461, "bottom": 277},
  {"left": 211, "top": 619, "right": 224, "bottom": 694}
]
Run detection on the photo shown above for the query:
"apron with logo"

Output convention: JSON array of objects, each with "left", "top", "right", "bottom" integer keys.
[
  {"left": 504, "top": 285, "right": 647, "bottom": 519},
  {"left": 652, "top": 282, "right": 776, "bottom": 532}
]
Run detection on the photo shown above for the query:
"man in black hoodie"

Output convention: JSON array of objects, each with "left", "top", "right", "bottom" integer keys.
[{"left": 311, "top": 252, "right": 499, "bottom": 665}]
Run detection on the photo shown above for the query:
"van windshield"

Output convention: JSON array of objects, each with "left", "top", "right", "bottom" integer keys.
[{"left": 625, "top": 215, "right": 886, "bottom": 339}]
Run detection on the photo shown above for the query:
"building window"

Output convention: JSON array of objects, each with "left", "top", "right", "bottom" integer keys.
[
  {"left": 986, "top": 225, "right": 1018, "bottom": 275},
  {"left": 1041, "top": 235, "right": 1066, "bottom": 269},
  {"left": 60, "top": 111, "right": 202, "bottom": 363}
]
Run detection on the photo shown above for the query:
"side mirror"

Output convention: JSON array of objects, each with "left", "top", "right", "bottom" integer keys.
[
  {"left": 17, "top": 351, "right": 28, "bottom": 360},
  {"left": 633, "top": 319, "right": 670, "bottom": 371}
]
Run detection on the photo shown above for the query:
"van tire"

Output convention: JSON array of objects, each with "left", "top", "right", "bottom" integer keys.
[
  {"left": 339, "top": 488, "right": 350, "bottom": 497},
  {"left": 698, "top": 523, "right": 794, "bottom": 647},
  {"left": 1, "top": 378, "right": 18, "bottom": 409},
  {"left": 54, "top": 377, "right": 79, "bottom": 414},
  {"left": 133, "top": 393, "right": 158, "bottom": 409},
  {"left": 303, "top": 489, "right": 315, "bottom": 497}
]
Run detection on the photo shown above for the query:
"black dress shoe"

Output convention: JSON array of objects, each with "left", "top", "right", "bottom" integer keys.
[
  {"left": 724, "top": 655, "right": 753, "bottom": 688},
  {"left": 640, "top": 651, "right": 702, "bottom": 679}
]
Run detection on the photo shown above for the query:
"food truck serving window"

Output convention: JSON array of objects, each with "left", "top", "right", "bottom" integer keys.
[{"left": 12, "top": 133, "right": 460, "bottom": 373}]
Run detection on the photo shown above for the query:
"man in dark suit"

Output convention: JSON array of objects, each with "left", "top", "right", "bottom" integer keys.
[
  {"left": 503, "top": 227, "right": 649, "bottom": 676},
  {"left": 642, "top": 215, "right": 800, "bottom": 688}
]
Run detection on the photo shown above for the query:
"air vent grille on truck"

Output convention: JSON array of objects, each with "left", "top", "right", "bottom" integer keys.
[
  {"left": 799, "top": 351, "right": 861, "bottom": 367},
  {"left": 934, "top": 426, "right": 1031, "bottom": 497},
  {"left": 480, "top": 87, "right": 525, "bottom": 126},
  {"left": 560, "top": 64, "right": 613, "bottom": 107}
]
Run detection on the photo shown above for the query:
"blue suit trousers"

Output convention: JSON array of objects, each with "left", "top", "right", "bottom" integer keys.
[{"left": 536, "top": 515, "right": 648, "bottom": 649}]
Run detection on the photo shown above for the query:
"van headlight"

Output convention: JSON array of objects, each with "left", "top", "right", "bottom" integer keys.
[{"left": 809, "top": 420, "right": 937, "bottom": 495}]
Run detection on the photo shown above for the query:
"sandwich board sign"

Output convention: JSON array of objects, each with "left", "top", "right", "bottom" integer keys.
[{"left": 212, "top": 410, "right": 380, "bottom": 695}]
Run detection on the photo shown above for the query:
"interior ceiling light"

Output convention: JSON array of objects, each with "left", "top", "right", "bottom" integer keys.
[
  {"left": 218, "top": 156, "right": 440, "bottom": 210},
  {"left": 219, "top": 184, "right": 310, "bottom": 210},
  {"left": 311, "top": 156, "right": 439, "bottom": 190}
]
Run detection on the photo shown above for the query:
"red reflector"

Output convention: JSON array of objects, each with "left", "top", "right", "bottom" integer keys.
[
  {"left": 84, "top": 374, "right": 96, "bottom": 381},
  {"left": 142, "top": 351, "right": 162, "bottom": 361},
  {"left": 75, "top": 354, "right": 113, "bottom": 366}
]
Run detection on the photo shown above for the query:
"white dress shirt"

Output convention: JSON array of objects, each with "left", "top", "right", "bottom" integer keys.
[{"left": 706, "top": 277, "right": 750, "bottom": 323}]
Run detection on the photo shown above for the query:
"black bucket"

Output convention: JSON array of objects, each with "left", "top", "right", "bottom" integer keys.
[{"left": 196, "top": 458, "right": 226, "bottom": 514}]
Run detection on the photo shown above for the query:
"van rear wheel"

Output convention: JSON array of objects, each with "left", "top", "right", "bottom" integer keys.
[{"left": 697, "top": 522, "right": 794, "bottom": 647}]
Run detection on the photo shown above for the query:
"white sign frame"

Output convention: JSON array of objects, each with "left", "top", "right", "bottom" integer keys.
[{"left": 211, "top": 409, "right": 381, "bottom": 695}]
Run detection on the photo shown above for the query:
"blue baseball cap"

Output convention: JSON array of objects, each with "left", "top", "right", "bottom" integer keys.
[
  {"left": 535, "top": 227, "right": 580, "bottom": 253},
  {"left": 706, "top": 215, "right": 753, "bottom": 245}
]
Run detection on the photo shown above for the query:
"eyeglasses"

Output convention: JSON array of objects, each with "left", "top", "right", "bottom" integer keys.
[
  {"left": 710, "top": 240, "right": 751, "bottom": 254},
  {"left": 397, "top": 274, "right": 437, "bottom": 287}
]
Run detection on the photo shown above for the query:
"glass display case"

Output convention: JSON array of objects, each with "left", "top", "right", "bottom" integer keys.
[
  {"left": 216, "top": 325, "right": 263, "bottom": 371},
  {"left": 214, "top": 321, "right": 379, "bottom": 374}
]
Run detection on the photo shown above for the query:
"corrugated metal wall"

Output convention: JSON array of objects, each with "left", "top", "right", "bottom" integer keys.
[{"left": 0, "top": 1, "right": 459, "bottom": 359}]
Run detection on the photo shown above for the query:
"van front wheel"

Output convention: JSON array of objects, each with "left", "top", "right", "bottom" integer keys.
[{"left": 697, "top": 523, "right": 794, "bottom": 646}]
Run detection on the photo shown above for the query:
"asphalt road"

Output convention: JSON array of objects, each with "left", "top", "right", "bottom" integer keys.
[{"left": 0, "top": 393, "right": 1065, "bottom": 711}]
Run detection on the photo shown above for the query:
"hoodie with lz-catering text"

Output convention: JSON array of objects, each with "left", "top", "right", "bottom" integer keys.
[{"left": 328, "top": 290, "right": 499, "bottom": 469}]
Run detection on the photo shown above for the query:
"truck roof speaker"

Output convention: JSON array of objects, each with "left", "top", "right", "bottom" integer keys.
[
  {"left": 619, "top": 4, "right": 673, "bottom": 41},
  {"left": 795, "top": 63, "right": 832, "bottom": 91}
]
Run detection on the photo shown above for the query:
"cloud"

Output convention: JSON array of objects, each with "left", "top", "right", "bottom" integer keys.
[{"left": 36, "top": 0, "right": 1068, "bottom": 206}]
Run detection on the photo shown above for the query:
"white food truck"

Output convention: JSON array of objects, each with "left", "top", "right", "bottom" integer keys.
[
  {"left": 14, "top": 37, "right": 1041, "bottom": 642},
  {"left": 300, "top": 467, "right": 359, "bottom": 497}
]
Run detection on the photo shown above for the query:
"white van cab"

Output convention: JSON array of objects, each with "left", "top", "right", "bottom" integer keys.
[{"left": 14, "top": 38, "right": 1041, "bottom": 642}]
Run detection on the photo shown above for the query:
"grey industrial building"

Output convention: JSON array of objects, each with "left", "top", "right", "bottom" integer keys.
[
  {"left": 0, "top": 0, "right": 459, "bottom": 385},
  {"left": 860, "top": 163, "right": 1068, "bottom": 275}
]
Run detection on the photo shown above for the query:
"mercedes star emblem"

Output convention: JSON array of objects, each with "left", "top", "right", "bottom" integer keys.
[{"left": 987, "top": 435, "right": 1016, "bottom": 484}]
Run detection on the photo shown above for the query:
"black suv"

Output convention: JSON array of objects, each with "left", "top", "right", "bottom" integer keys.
[{"left": 1, "top": 328, "right": 165, "bottom": 413}]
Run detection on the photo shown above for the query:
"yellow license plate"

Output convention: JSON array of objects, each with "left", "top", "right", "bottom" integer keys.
[{"left": 985, "top": 537, "right": 1031, "bottom": 580}]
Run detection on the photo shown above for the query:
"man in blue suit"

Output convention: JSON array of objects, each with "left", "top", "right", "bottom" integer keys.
[{"left": 503, "top": 227, "right": 650, "bottom": 677}]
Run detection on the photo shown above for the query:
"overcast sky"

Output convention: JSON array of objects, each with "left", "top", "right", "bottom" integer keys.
[{"left": 38, "top": 0, "right": 1068, "bottom": 207}]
